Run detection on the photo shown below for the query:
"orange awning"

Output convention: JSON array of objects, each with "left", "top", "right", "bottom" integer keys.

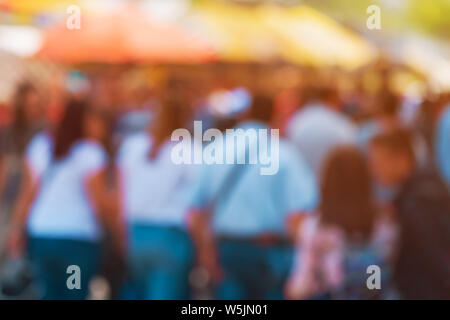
[{"left": 36, "top": 7, "right": 217, "bottom": 64}]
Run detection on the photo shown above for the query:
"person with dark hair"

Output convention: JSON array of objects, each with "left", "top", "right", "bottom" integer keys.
[
  {"left": 117, "top": 94, "right": 197, "bottom": 299},
  {"left": 286, "top": 146, "right": 394, "bottom": 299},
  {"left": 10, "top": 82, "right": 44, "bottom": 156},
  {"left": 6, "top": 99, "right": 124, "bottom": 299},
  {"left": 357, "top": 91, "right": 430, "bottom": 208},
  {"left": 0, "top": 83, "right": 45, "bottom": 213},
  {"left": 189, "top": 94, "right": 318, "bottom": 299},
  {"left": 319, "top": 147, "right": 377, "bottom": 239},
  {"left": 369, "top": 129, "right": 416, "bottom": 188},
  {"left": 368, "top": 129, "right": 450, "bottom": 299}
]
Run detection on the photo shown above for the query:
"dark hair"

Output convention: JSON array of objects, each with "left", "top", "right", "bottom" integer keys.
[
  {"left": 370, "top": 129, "right": 415, "bottom": 164},
  {"left": 148, "top": 95, "right": 188, "bottom": 160},
  {"left": 320, "top": 146, "right": 377, "bottom": 242},
  {"left": 301, "top": 85, "right": 338, "bottom": 107},
  {"left": 53, "top": 99, "right": 88, "bottom": 159},
  {"left": 249, "top": 95, "right": 274, "bottom": 123},
  {"left": 377, "top": 91, "right": 399, "bottom": 116},
  {"left": 89, "top": 107, "right": 114, "bottom": 152},
  {"left": 12, "top": 82, "right": 38, "bottom": 154}
]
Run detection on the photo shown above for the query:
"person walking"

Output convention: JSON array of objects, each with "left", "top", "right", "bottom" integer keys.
[{"left": 6, "top": 99, "right": 124, "bottom": 299}]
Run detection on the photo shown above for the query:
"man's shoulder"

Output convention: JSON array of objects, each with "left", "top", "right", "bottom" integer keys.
[
  {"left": 121, "top": 132, "right": 151, "bottom": 152},
  {"left": 288, "top": 105, "right": 356, "bottom": 134}
]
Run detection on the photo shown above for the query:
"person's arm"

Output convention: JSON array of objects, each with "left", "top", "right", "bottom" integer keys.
[
  {"left": 85, "top": 167, "right": 126, "bottom": 257},
  {"left": 285, "top": 219, "right": 319, "bottom": 299},
  {"left": 6, "top": 161, "right": 36, "bottom": 258},
  {"left": 286, "top": 212, "right": 308, "bottom": 243},
  {"left": 284, "top": 145, "right": 319, "bottom": 243},
  {"left": 184, "top": 160, "right": 222, "bottom": 283},
  {"left": 187, "top": 208, "right": 222, "bottom": 283}
]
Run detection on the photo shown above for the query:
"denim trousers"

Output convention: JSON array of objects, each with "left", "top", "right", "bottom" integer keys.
[
  {"left": 27, "top": 236, "right": 100, "bottom": 300},
  {"left": 124, "top": 224, "right": 194, "bottom": 300},
  {"left": 216, "top": 239, "right": 293, "bottom": 300}
]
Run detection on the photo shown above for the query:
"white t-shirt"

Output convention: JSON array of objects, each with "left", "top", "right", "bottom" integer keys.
[
  {"left": 26, "top": 133, "right": 106, "bottom": 241},
  {"left": 287, "top": 103, "right": 357, "bottom": 179},
  {"left": 117, "top": 133, "right": 198, "bottom": 227}
]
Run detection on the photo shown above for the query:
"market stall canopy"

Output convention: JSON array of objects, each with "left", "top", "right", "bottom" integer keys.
[
  {"left": 260, "top": 5, "right": 377, "bottom": 69},
  {"left": 394, "top": 36, "right": 450, "bottom": 93},
  {"left": 0, "top": 25, "right": 42, "bottom": 57},
  {"left": 0, "top": 0, "right": 74, "bottom": 14},
  {"left": 185, "top": 2, "right": 377, "bottom": 69},
  {"left": 184, "top": 3, "right": 279, "bottom": 62},
  {"left": 36, "top": 6, "right": 217, "bottom": 64}
]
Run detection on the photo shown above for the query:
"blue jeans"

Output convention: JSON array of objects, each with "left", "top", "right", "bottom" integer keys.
[
  {"left": 216, "top": 239, "right": 294, "bottom": 300},
  {"left": 27, "top": 237, "right": 100, "bottom": 300},
  {"left": 125, "top": 224, "right": 194, "bottom": 300}
]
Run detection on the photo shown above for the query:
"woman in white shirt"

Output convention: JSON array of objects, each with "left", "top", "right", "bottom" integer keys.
[
  {"left": 118, "top": 94, "right": 197, "bottom": 299},
  {"left": 7, "top": 99, "right": 124, "bottom": 300}
]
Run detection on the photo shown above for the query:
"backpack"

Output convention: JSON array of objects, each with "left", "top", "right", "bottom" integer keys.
[{"left": 394, "top": 169, "right": 450, "bottom": 299}]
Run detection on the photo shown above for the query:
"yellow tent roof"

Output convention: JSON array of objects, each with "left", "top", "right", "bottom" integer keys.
[
  {"left": 260, "top": 5, "right": 377, "bottom": 69},
  {"left": 1, "top": 0, "right": 76, "bottom": 14},
  {"left": 187, "top": 3, "right": 278, "bottom": 62},
  {"left": 188, "top": 2, "right": 377, "bottom": 69}
]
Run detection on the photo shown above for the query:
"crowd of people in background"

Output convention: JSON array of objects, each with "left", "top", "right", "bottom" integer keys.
[{"left": 0, "top": 64, "right": 449, "bottom": 300}]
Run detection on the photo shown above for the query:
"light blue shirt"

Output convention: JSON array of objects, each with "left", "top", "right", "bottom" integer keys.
[
  {"left": 191, "top": 121, "right": 318, "bottom": 237},
  {"left": 437, "top": 106, "right": 450, "bottom": 185},
  {"left": 117, "top": 133, "right": 199, "bottom": 228}
]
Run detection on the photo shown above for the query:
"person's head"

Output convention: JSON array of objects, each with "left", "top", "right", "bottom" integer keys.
[
  {"left": 85, "top": 107, "right": 112, "bottom": 145},
  {"left": 299, "top": 84, "right": 340, "bottom": 111},
  {"left": 247, "top": 95, "right": 274, "bottom": 124},
  {"left": 53, "top": 99, "right": 110, "bottom": 159},
  {"left": 12, "top": 82, "right": 43, "bottom": 153},
  {"left": 149, "top": 94, "right": 190, "bottom": 159},
  {"left": 53, "top": 99, "right": 86, "bottom": 159},
  {"left": 320, "top": 146, "right": 376, "bottom": 241},
  {"left": 368, "top": 129, "right": 415, "bottom": 188},
  {"left": 375, "top": 90, "right": 399, "bottom": 118},
  {"left": 13, "top": 82, "right": 41, "bottom": 123}
]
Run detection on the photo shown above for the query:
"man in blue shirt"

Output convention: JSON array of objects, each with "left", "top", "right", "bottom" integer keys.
[{"left": 188, "top": 95, "right": 318, "bottom": 299}]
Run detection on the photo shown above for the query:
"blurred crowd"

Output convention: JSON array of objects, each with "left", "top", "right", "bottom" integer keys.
[{"left": 0, "top": 62, "right": 449, "bottom": 300}]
